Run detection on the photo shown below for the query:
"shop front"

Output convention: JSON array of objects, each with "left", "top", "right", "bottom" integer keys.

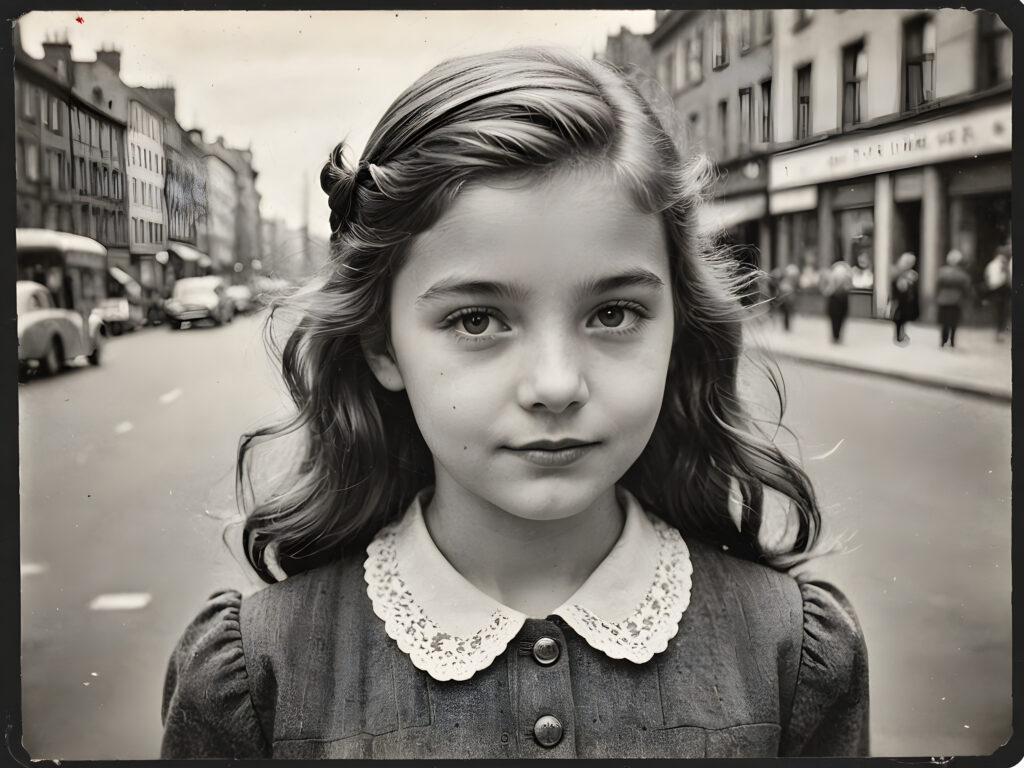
[{"left": 768, "top": 96, "right": 1011, "bottom": 321}]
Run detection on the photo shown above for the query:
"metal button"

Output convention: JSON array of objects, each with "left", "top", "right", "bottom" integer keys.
[
  {"left": 532, "top": 636, "right": 560, "bottom": 665},
  {"left": 533, "top": 715, "right": 563, "bottom": 747}
]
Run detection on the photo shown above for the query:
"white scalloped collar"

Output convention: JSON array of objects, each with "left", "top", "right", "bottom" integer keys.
[{"left": 363, "top": 488, "right": 693, "bottom": 681}]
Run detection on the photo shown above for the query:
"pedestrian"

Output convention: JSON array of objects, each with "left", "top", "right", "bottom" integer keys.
[
  {"left": 161, "top": 48, "right": 868, "bottom": 760},
  {"left": 821, "top": 260, "right": 853, "bottom": 343},
  {"left": 889, "top": 251, "right": 920, "bottom": 345},
  {"left": 936, "top": 249, "right": 972, "bottom": 349},
  {"left": 776, "top": 263, "right": 800, "bottom": 332},
  {"left": 984, "top": 244, "right": 1012, "bottom": 341}
]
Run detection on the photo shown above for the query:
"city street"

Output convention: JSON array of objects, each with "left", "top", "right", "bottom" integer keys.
[{"left": 18, "top": 312, "right": 1011, "bottom": 759}]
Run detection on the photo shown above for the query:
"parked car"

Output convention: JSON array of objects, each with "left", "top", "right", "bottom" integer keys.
[
  {"left": 163, "top": 276, "right": 235, "bottom": 329},
  {"left": 96, "top": 266, "right": 145, "bottom": 334},
  {"left": 225, "top": 284, "right": 255, "bottom": 314},
  {"left": 17, "top": 280, "right": 103, "bottom": 376}
]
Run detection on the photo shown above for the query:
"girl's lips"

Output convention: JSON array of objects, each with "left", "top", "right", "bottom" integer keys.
[{"left": 504, "top": 441, "right": 600, "bottom": 468}]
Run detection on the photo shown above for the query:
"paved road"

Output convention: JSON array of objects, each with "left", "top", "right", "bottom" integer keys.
[{"left": 18, "top": 315, "right": 1011, "bottom": 759}]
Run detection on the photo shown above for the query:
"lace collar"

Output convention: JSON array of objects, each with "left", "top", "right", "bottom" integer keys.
[{"left": 363, "top": 488, "right": 693, "bottom": 681}]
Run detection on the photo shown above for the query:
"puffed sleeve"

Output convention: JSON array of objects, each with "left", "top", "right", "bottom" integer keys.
[
  {"left": 161, "top": 590, "right": 271, "bottom": 758},
  {"left": 780, "top": 580, "right": 870, "bottom": 757}
]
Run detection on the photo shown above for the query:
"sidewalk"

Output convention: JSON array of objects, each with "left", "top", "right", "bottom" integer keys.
[{"left": 745, "top": 313, "right": 1012, "bottom": 401}]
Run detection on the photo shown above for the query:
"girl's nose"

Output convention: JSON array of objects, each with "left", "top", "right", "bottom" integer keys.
[{"left": 516, "top": 336, "right": 590, "bottom": 414}]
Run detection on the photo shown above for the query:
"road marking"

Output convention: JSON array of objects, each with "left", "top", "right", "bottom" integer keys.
[
  {"left": 114, "top": 421, "right": 134, "bottom": 435},
  {"left": 159, "top": 388, "right": 182, "bottom": 404},
  {"left": 88, "top": 592, "right": 151, "bottom": 611},
  {"left": 20, "top": 562, "right": 47, "bottom": 576}
]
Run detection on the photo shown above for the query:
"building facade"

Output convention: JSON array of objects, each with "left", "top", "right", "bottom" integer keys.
[
  {"left": 769, "top": 8, "right": 1011, "bottom": 320},
  {"left": 648, "top": 10, "right": 776, "bottom": 284},
  {"left": 15, "top": 34, "right": 132, "bottom": 276},
  {"left": 637, "top": 8, "right": 1011, "bottom": 322}
]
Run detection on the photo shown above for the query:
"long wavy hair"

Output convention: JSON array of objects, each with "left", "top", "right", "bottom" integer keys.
[{"left": 238, "top": 46, "right": 824, "bottom": 582}]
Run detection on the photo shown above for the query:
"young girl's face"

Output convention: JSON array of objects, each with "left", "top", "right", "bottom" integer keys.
[{"left": 368, "top": 167, "right": 675, "bottom": 523}]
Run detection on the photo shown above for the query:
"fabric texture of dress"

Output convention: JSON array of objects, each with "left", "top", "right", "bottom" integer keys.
[{"left": 161, "top": 492, "right": 869, "bottom": 759}]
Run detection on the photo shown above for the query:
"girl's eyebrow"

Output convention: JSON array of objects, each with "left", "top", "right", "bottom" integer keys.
[
  {"left": 575, "top": 268, "right": 666, "bottom": 300},
  {"left": 416, "top": 278, "right": 530, "bottom": 304},
  {"left": 415, "top": 268, "right": 666, "bottom": 305}
]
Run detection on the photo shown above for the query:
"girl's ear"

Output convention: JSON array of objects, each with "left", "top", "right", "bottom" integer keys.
[{"left": 361, "top": 333, "right": 406, "bottom": 392}]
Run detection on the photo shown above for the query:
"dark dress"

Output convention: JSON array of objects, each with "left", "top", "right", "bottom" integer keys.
[{"left": 161, "top": 538, "right": 869, "bottom": 759}]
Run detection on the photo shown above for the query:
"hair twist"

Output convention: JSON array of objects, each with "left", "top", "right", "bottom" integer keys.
[{"left": 320, "top": 142, "right": 364, "bottom": 235}]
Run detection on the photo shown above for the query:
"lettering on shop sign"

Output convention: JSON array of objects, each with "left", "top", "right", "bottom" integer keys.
[
  {"left": 827, "top": 125, "right": 977, "bottom": 170},
  {"left": 769, "top": 101, "right": 1011, "bottom": 190}
]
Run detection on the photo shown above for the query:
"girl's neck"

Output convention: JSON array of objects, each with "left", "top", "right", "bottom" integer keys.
[{"left": 422, "top": 483, "right": 625, "bottom": 619}]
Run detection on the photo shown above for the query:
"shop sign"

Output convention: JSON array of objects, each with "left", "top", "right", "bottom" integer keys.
[{"left": 769, "top": 101, "right": 1011, "bottom": 191}]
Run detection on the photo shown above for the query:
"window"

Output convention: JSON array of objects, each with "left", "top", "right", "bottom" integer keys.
[
  {"left": 72, "top": 108, "right": 82, "bottom": 140},
  {"left": 740, "top": 11, "right": 754, "bottom": 52},
  {"left": 842, "top": 40, "right": 867, "bottom": 126},
  {"left": 718, "top": 99, "right": 729, "bottom": 157},
  {"left": 796, "top": 64, "right": 812, "bottom": 140},
  {"left": 50, "top": 99, "right": 60, "bottom": 133},
  {"left": 712, "top": 13, "right": 729, "bottom": 68},
  {"left": 686, "top": 28, "right": 703, "bottom": 83},
  {"left": 978, "top": 12, "right": 1011, "bottom": 89},
  {"left": 91, "top": 163, "right": 99, "bottom": 195},
  {"left": 78, "top": 158, "right": 86, "bottom": 192},
  {"left": 738, "top": 88, "right": 753, "bottom": 153},
  {"left": 40, "top": 94, "right": 49, "bottom": 128},
  {"left": 761, "top": 9, "right": 773, "bottom": 40},
  {"left": 56, "top": 151, "right": 66, "bottom": 190},
  {"left": 659, "top": 51, "right": 677, "bottom": 91},
  {"left": 903, "top": 16, "right": 935, "bottom": 110},
  {"left": 760, "top": 79, "right": 772, "bottom": 143},
  {"left": 133, "top": 178, "right": 138, "bottom": 203},
  {"left": 103, "top": 168, "right": 110, "bottom": 197},
  {"left": 22, "top": 85, "right": 34, "bottom": 119},
  {"left": 148, "top": 221, "right": 153, "bottom": 242},
  {"left": 26, "top": 143, "right": 40, "bottom": 182}
]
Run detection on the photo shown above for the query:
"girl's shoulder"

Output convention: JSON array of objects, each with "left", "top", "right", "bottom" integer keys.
[{"left": 685, "top": 537, "right": 866, "bottom": 674}]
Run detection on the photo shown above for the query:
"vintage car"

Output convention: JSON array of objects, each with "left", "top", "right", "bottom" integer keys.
[
  {"left": 94, "top": 266, "right": 146, "bottom": 334},
  {"left": 17, "top": 280, "right": 104, "bottom": 376},
  {"left": 163, "top": 276, "right": 235, "bottom": 329}
]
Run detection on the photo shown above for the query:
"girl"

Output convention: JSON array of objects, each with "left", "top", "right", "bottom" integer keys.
[{"left": 161, "top": 47, "right": 869, "bottom": 759}]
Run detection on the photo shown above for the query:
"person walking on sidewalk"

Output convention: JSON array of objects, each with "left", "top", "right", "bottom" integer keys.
[
  {"left": 821, "top": 260, "right": 853, "bottom": 343},
  {"left": 889, "top": 251, "right": 920, "bottom": 345},
  {"left": 775, "top": 263, "right": 800, "bottom": 332},
  {"left": 984, "top": 244, "right": 1012, "bottom": 341},
  {"left": 936, "top": 249, "right": 972, "bottom": 349}
]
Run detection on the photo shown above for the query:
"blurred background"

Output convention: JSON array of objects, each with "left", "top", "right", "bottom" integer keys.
[{"left": 13, "top": 8, "right": 1012, "bottom": 761}]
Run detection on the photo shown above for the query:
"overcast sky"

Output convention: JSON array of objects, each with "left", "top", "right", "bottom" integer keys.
[{"left": 18, "top": 10, "right": 656, "bottom": 240}]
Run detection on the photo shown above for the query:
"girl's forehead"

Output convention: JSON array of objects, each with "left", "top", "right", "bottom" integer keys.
[{"left": 399, "top": 168, "right": 670, "bottom": 292}]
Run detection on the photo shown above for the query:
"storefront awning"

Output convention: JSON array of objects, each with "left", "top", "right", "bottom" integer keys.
[
  {"left": 167, "top": 242, "right": 208, "bottom": 263},
  {"left": 696, "top": 194, "right": 767, "bottom": 235},
  {"left": 768, "top": 186, "right": 819, "bottom": 215},
  {"left": 109, "top": 266, "right": 143, "bottom": 299}
]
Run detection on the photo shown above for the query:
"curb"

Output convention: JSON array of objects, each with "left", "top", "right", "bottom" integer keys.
[{"left": 765, "top": 350, "right": 1012, "bottom": 404}]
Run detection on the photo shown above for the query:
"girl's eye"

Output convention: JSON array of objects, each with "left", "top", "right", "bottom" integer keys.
[
  {"left": 595, "top": 306, "right": 626, "bottom": 328},
  {"left": 461, "top": 312, "right": 491, "bottom": 335},
  {"left": 587, "top": 301, "right": 647, "bottom": 330}
]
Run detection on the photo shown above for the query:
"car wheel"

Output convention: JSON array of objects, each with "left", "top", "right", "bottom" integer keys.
[
  {"left": 87, "top": 333, "right": 103, "bottom": 366},
  {"left": 41, "top": 336, "right": 63, "bottom": 376},
  {"left": 147, "top": 306, "right": 164, "bottom": 326},
  {"left": 110, "top": 322, "right": 123, "bottom": 336},
  {"left": 169, "top": 320, "right": 182, "bottom": 330}
]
